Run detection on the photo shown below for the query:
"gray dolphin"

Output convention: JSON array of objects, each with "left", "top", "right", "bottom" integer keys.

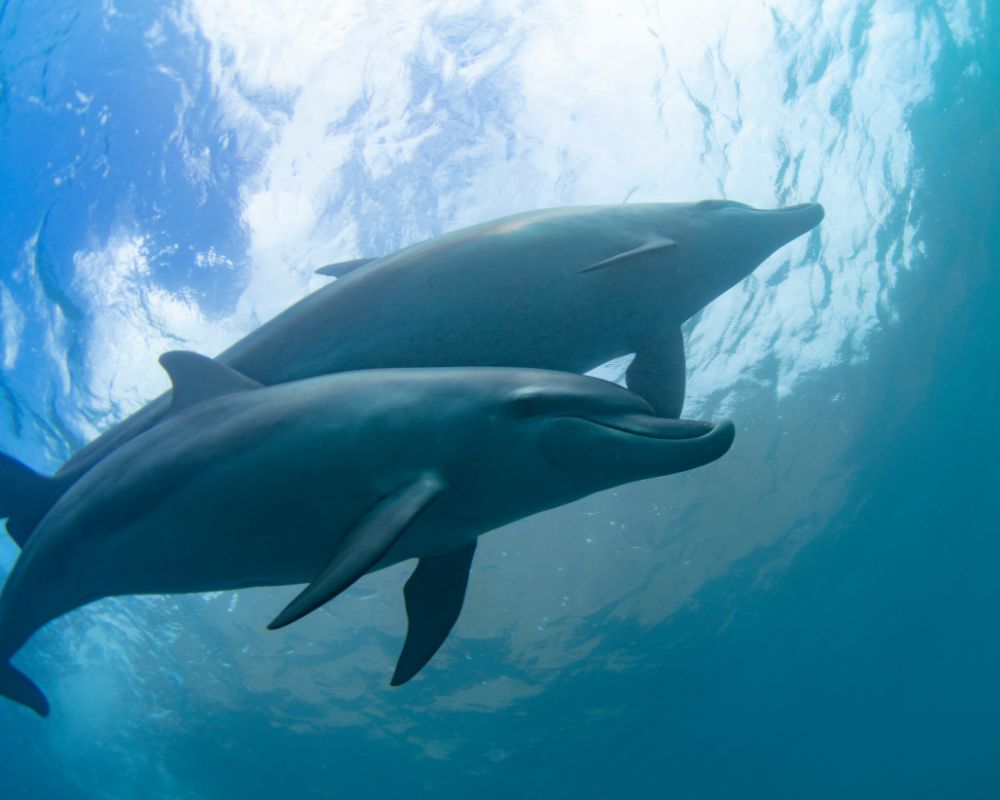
[
  {"left": 0, "top": 353, "right": 735, "bottom": 716},
  {"left": 0, "top": 200, "right": 821, "bottom": 545}
]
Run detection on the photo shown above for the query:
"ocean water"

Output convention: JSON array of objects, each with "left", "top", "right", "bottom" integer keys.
[{"left": 0, "top": 1, "right": 996, "bottom": 798}]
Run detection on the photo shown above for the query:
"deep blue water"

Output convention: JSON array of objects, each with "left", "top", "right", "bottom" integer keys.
[{"left": 1, "top": 1, "right": 997, "bottom": 798}]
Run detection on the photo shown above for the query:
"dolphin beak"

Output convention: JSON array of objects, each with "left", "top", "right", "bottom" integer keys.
[
  {"left": 611, "top": 415, "right": 736, "bottom": 474},
  {"left": 584, "top": 413, "right": 717, "bottom": 440},
  {"left": 763, "top": 202, "right": 825, "bottom": 250},
  {"left": 585, "top": 414, "right": 736, "bottom": 458},
  {"left": 540, "top": 413, "right": 736, "bottom": 482}
]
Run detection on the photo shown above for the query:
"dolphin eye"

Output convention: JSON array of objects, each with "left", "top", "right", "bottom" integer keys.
[
  {"left": 508, "top": 387, "right": 574, "bottom": 418},
  {"left": 509, "top": 389, "right": 546, "bottom": 418}
]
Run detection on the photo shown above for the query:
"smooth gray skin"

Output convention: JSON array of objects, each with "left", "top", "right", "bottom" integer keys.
[
  {"left": 53, "top": 201, "right": 821, "bottom": 479},
  {"left": 0, "top": 201, "right": 822, "bottom": 546},
  {"left": 0, "top": 358, "right": 734, "bottom": 716}
]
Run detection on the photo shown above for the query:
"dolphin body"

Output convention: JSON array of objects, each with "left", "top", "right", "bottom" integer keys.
[
  {"left": 0, "top": 353, "right": 735, "bottom": 716},
  {"left": 0, "top": 200, "right": 822, "bottom": 546}
]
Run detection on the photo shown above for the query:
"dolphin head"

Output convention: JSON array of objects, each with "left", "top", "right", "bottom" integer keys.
[
  {"left": 514, "top": 375, "right": 734, "bottom": 490},
  {"left": 434, "top": 370, "right": 734, "bottom": 516},
  {"left": 627, "top": 199, "right": 825, "bottom": 320}
]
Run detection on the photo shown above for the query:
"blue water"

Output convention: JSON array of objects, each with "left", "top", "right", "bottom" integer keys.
[{"left": 1, "top": 1, "right": 997, "bottom": 798}]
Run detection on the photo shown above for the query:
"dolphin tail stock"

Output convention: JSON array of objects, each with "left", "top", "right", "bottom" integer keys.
[
  {"left": 0, "top": 452, "right": 66, "bottom": 548},
  {"left": 0, "top": 660, "right": 49, "bottom": 717}
]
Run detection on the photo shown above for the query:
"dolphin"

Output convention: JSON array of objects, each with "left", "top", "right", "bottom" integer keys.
[
  {"left": 0, "top": 352, "right": 735, "bottom": 716},
  {"left": 0, "top": 200, "right": 821, "bottom": 546}
]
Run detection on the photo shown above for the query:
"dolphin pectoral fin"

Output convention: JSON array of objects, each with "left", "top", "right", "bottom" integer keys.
[
  {"left": 268, "top": 474, "right": 447, "bottom": 630},
  {"left": 391, "top": 540, "right": 477, "bottom": 686},
  {"left": 626, "top": 327, "right": 686, "bottom": 418},
  {"left": 315, "top": 258, "right": 378, "bottom": 278},
  {"left": 159, "top": 351, "right": 263, "bottom": 416},
  {"left": 578, "top": 238, "right": 677, "bottom": 274},
  {"left": 0, "top": 662, "right": 49, "bottom": 717}
]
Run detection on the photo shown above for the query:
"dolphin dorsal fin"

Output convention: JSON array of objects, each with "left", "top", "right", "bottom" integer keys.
[
  {"left": 159, "top": 351, "right": 262, "bottom": 415},
  {"left": 315, "top": 257, "right": 378, "bottom": 278},
  {"left": 579, "top": 238, "right": 678, "bottom": 274}
]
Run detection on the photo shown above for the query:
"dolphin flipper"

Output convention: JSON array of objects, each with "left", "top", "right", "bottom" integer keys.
[
  {"left": 626, "top": 327, "right": 686, "bottom": 418},
  {"left": 578, "top": 238, "right": 677, "bottom": 274},
  {"left": 268, "top": 474, "right": 447, "bottom": 630},
  {"left": 0, "top": 662, "right": 49, "bottom": 717},
  {"left": 391, "top": 540, "right": 477, "bottom": 686},
  {"left": 315, "top": 258, "right": 378, "bottom": 278}
]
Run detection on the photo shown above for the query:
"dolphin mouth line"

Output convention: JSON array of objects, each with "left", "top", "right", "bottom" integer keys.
[{"left": 569, "top": 413, "right": 721, "bottom": 440}]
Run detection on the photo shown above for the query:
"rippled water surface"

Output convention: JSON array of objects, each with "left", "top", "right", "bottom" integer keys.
[{"left": 0, "top": 1, "right": 996, "bottom": 798}]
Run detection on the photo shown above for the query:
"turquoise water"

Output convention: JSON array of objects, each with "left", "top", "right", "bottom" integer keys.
[{"left": 1, "top": 1, "right": 997, "bottom": 797}]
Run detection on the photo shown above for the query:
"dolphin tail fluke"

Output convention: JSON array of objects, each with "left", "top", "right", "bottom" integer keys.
[
  {"left": 0, "top": 452, "right": 64, "bottom": 548},
  {"left": 0, "top": 661, "right": 49, "bottom": 717}
]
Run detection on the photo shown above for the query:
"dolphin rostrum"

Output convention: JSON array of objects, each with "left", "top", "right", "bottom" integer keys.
[
  {"left": 0, "top": 353, "right": 735, "bottom": 716},
  {"left": 0, "top": 200, "right": 821, "bottom": 546}
]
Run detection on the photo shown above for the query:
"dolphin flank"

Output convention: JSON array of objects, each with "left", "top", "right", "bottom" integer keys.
[
  {"left": 0, "top": 353, "right": 735, "bottom": 716},
  {"left": 0, "top": 200, "right": 822, "bottom": 546}
]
